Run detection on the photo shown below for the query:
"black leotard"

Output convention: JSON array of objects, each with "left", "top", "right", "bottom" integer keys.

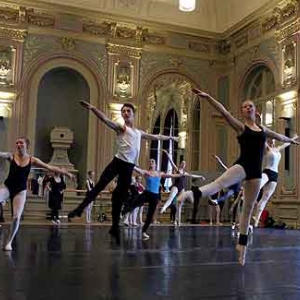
[
  {"left": 4, "top": 155, "right": 31, "bottom": 200},
  {"left": 234, "top": 125, "right": 266, "bottom": 180},
  {"left": 174, "top": 171, "right": 186, "bottom": 193}
]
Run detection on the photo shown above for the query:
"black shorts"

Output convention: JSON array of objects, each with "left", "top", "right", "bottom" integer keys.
[{"left": 263, "top": 169, "right": 278, "bottom": 183}]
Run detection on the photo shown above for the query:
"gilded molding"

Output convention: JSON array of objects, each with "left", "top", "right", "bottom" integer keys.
[
  {"left": 281, "top": 0, "right": 298, "bottom": 23},
  {"left": 0, "top": 8, "right": 19, "bottom": 23},
  {"left": 0, "top": 27, "right": 27, "bottom": 41},
  {"left": 60, "top": 37, "right": 76, "bottom": 51},
  {"left": 262, "top": 15, "right": 278, "bottom": 32},
  {"left": 27, "top": 11, "right": 55, "bottom": 27},
  {"left": 83, "top": 21, "right": 116, "bottom": 38},
  {"left": 107, "top": 43, "right": 141, "bottom": 58},
  {"left": 188, "top": 42, "right": 210, "bottom": 53},
  {"left": 262, "top": 0, "right": 298, "bottom": 33},
  {"left": 216, "top": 40, "right": 231, "bottom": 55},
  {"left": 116, "top": 26, "right": 136, "bottom": 39},
  {"left": 276, "top": 20, "right": 300, "bottom": 41},
  {"left": 142, "top": 30, "right": 165, "bottom": 45}
]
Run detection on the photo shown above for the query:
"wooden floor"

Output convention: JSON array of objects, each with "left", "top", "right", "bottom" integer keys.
[{"left": 0, "top": 224, "right": 300, "bottom": 299}]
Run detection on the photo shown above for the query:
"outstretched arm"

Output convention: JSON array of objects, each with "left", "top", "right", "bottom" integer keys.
[
  {"left": 0, "top": 152, "right": 12, "bottom": 160},
  {"left": 192, "top": 88, "right": 244, "bottom": 134},
  {"left": 161, "top": 172, "right": 182, "bottom": 179},
  {"left": 80, "top": 100, "right": 124, "bottom": 133},
  {"left": 31, "top": 157, "right": 74, "bottom": 178},
  {"left": 183, "top": 172, "right": 205, "bottom": 180},
  {"left": 276, "top": 135, "right": 299, "bottom": 151},
  {"left": 133, "top": 166, "right": 148, "bottom": 177},
  {"left": 162, "top": 149, "right": 179, "bottom": 172},
  {"left": 141, "top": 131, "right": 179, "bottom": 142},
  {"left": 213, "top": 155, "right": 228, "bottom": 170},
  {"left": 264, "top": 128, "right": 300, "bottom": 144}
]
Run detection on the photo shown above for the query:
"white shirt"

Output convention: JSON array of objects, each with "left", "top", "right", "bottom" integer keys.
[
  {"left": 115, "top": 126, "right": 142, "bottom": 165},
  {"left": 265, "top": 149, "right": 281, "bottom": 172}
]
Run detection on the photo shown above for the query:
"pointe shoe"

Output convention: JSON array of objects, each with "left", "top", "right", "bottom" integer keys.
[
  {"left": 142, "top": 232, "right": 150, "bottom": 240},
  {"left": 3, "top": 243, "right": 12, "bottom": 251},
  {"left": 236, "top": 244, "right": 247, "bottom": 266}
]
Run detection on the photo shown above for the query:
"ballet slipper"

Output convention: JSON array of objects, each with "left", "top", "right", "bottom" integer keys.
[
  {"left": 3, "top": 243, "right": 12, "bottom": 251},
  {"left": 236, "top": 244, "right": 247, "bottom": 266}
]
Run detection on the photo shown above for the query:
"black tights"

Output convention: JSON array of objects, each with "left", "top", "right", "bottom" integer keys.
[
  {"left": 128, "top": 191, "right": 159, "bottom": 233},
  {"left": 51, "top": 208, "right": 59, "bottom": 220},
  {"left": 74, "top": 157, "right": 134, "bottom": 229}
]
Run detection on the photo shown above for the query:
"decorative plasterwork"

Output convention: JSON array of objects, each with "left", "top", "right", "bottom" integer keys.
[
  {"left": 0, "top": 7, "right": 19, "bottom": 23},
  {"left": 188, "top": 42, "right": 211, "bottom": 53},
  {"left": 276, "top": 19, "right": 300, "bottom": 41},
  {"left": 83, "top": 21, "right": 116, "bottom": 38},
  {"left": 60, "top": 37, "right": 76, "bottom": 51},
  {"left": 0, "top": 27, "right": 27, "bottom": 41},
  {"left": 107, "top": 43, "right": 141, "bottom": 58},
  {"left": 27, "top": 10, "right": 55, "bottom": 27},
  {"left": 262, "top": 0, "right": 298, "bottom": 33}
]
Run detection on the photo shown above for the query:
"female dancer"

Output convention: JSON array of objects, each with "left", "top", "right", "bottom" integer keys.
[
  {"left": 192, "top": 88, "right": 298, "bottom": 265},
  {"left": 160, "top": 149, "right": 204, "bottom": 214},
  {"left": 0, "top": 137, "right": 73, "bottom": 250},
  {"left": 85, "top": 171, "right": 95, "bottom": 223},
  {"left": 47, "top": 172, "right": 66, "bottom": 224},
  {"left": 126, "top": 158, "right": 185, "bottom": 240},
  {"left": 253, "top": 136, "right": 298, "bottom": 227}
]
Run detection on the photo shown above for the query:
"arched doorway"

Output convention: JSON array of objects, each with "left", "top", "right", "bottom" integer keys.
[{"left": 35, "top": 67, "right": 90, "bottom": 186}]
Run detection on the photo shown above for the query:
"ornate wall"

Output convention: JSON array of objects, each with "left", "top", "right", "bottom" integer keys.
[{"left": 0, "top": 0, "right": 299, "bottom": 225}]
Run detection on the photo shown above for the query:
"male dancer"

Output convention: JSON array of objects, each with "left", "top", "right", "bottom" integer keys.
[{"left": 68, "top": 100, "right": 178, "bottom": 243}]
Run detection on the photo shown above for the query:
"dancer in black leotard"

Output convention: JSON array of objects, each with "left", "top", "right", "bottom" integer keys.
[
  {"left": 192, "top": 88, "right": 299, "bottom": 265},
  {"left": 0, "top": 137, "right": 73, "bottom": 251}
]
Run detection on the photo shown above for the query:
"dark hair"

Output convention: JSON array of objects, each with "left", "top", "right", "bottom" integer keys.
[
  {"left": 18, "top": 137, "right": 30, "bottom": 149},
  {"left": 87, "top": 171, "right": 94, "bottom": 176},
  {"left": 121, "top": 103, "right": 135, "bottom": 114}
]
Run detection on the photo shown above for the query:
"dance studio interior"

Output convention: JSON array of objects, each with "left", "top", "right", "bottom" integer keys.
[{"left": 0, "top": 0, "right": 299, "bottom": 299}]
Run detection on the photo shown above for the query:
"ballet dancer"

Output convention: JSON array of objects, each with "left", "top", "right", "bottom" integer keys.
[
  {"left": 192, "top": 88, "right": 299, "bottom": 265},
  {"left": 253, "top": 135, "right": 298, "bottom": 227},
  {"left": 160, "top": 149, "right": 204, "bottom": 214},
  {"left": 126, "top": 158, "right": 185, "bottom": 240},
  {"left": 85, "top": 171, "right": 95, "bottom": 223},
  {"left": 67, "top": 100, "right": 178, "bottom": 243},
  {"left": 0, "top": 137, "right": 73, "bottom": 251}
]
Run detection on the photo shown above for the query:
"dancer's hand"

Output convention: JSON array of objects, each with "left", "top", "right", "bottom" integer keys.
[
  {"left": 291, "top": 134, "right": 299, "bottom": 144},
  {"left": 171, "top": 136, "right": 179, "bottom": 142},
  {"left": 200, "top": 175, "right": 206, "bottom": 180},
  {"left": 192, "top": 88, "right": 210, "bottom": 98},
  {"left": 80, "top": 100, "right": 94, "bottom": 110}
]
